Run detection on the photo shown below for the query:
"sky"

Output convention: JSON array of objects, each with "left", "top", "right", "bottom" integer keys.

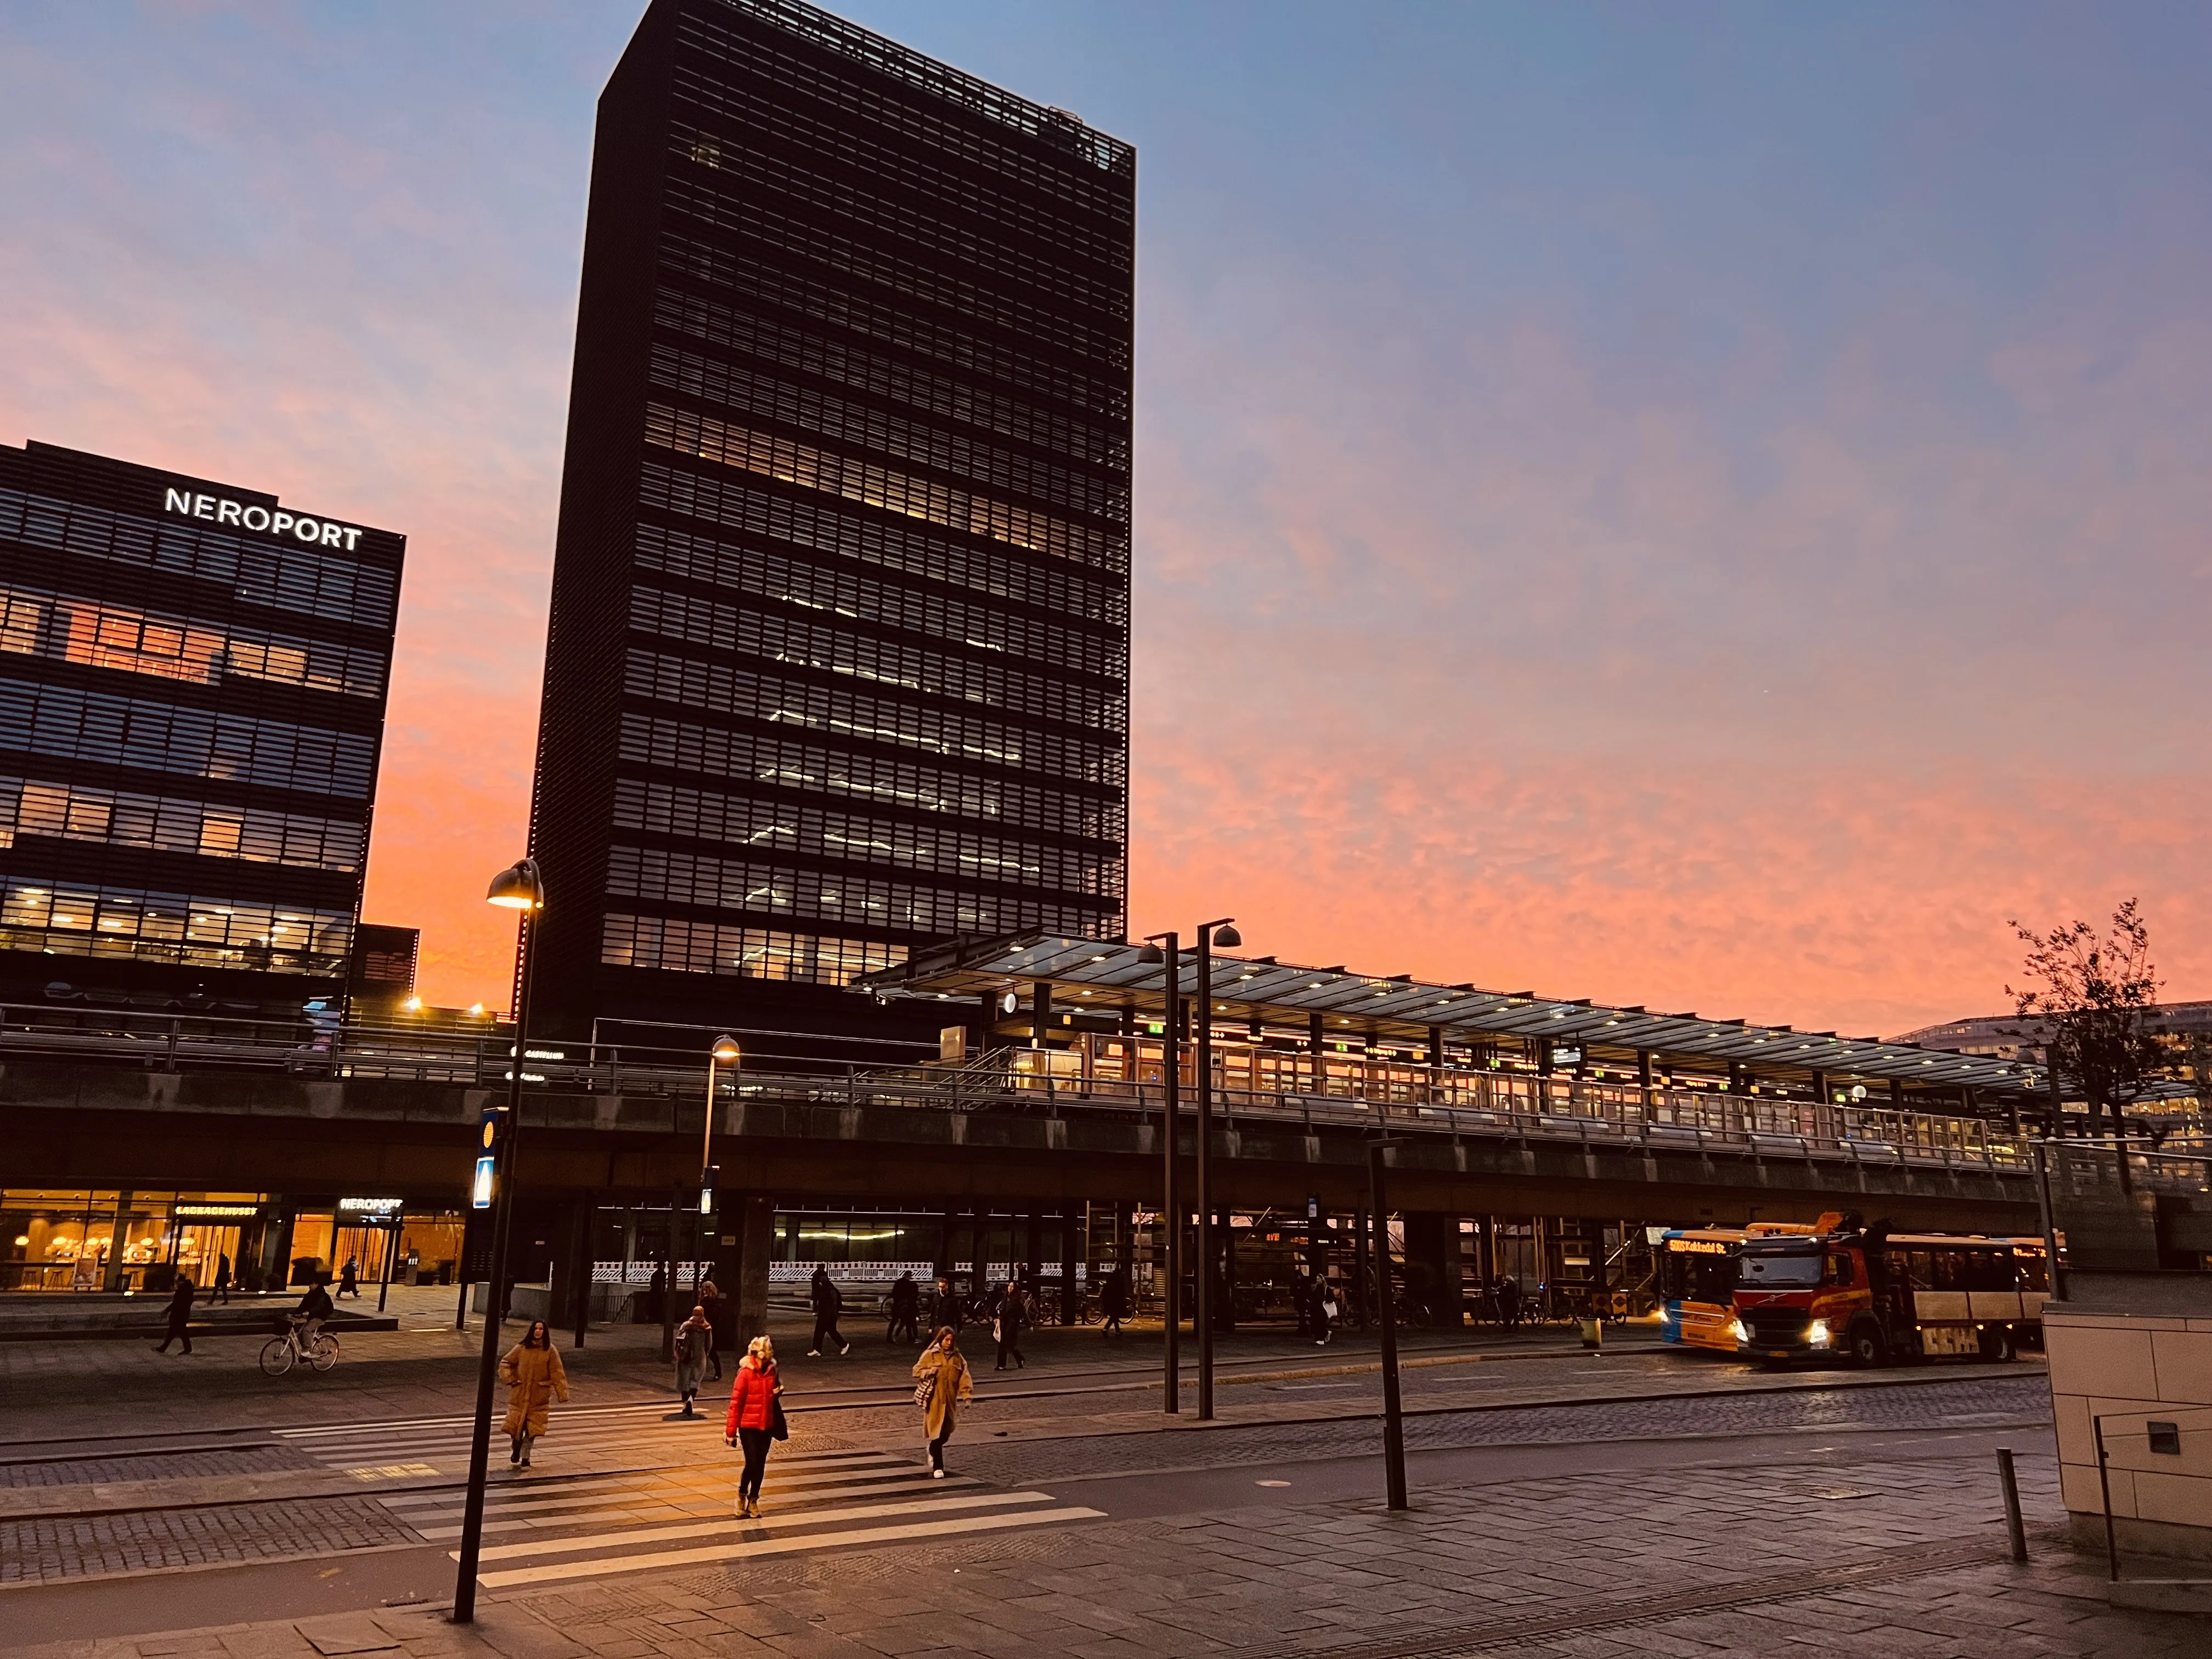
[{"left": 1, "top": 1, "right": 2206, "bottom": 1036}]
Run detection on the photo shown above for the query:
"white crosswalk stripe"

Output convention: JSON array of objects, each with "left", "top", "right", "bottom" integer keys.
[
  {"left": 279, "top": 1410, "right": 1104, "bottom": 1585},
  {"left": 387, "top": 1444, "right": 1098, "bottom": 1588}
]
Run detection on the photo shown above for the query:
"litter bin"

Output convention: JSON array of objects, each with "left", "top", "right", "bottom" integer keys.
[{"left": 1579, "top": 1314, "right": 1603, "bottom": 1350}]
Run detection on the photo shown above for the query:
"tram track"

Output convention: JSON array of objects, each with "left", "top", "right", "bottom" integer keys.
[{"left": 0, "top": 1367, "right": 2049, "bottom": 1526}]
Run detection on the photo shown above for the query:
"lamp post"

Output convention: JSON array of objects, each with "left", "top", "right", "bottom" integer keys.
[
  {"left": 1192, "top": 918, "right": 1238, "bottom": 1421},
  {"left": 698, "top": 1034, "right": 739, "bottom": 1300},
  {"left": 452, "top": 857, "right": 544, "bottom": 1626},
  {"left": 1136, "top": 932, "right": 1180, "bottom": 1413}
]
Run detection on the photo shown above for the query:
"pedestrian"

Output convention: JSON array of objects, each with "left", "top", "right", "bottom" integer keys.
[
  {"left": 1100, "top": 1266, "right": 1128, "bottom": 1336},
  {"left": 338, "top": 1257, "right": 360, "bottom": 1299},
  {"left": 153, "top": 1273, "right": 195, "bottom": 1355},
  {"left": 674, "top": 1305, "right": 715, "bottom": 1417},
  {"left": 1311, "top": 1273, "right": 1338, "bottom": 1347},
  {"left": 927, "top": 1274, "right": 963, "bottom": 1334},
  {"left": 498, "top": 1319, "right": 569, "bottom": 1469},
  {"left": 911, "top": 1325, "right": 973, "bottom": 1477},
  {"left": 807, "top": 1265, "right": 849, "bottom": 1357},
  {"left": 725, "top": 1335, "right": 784, "bottom": 1518},
  {"left": 646, "top": 1264, "right": 666, "bottom": 1326},
  {"left": 994, "top": 1279, "right": 1026, "bottom": 1371},
  {"left": 212, "top": 1254, "right": 232, "bottom": 1306},
  {"left": 1497, "top": 1273, "right": 1521, "bottom": 1330},
  {"left": 887, "top": 1271, "right": 919, "bottom": 1345},
  {"left": 699, "top": 1280, "right": 732, "bottom": 1380}
]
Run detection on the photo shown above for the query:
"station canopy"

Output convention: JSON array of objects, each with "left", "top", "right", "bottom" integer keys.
[{"left": 859, "top": 932, "right": 2087, "bottom": 1102}]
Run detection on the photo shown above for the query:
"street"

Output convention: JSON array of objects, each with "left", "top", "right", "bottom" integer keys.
[{"left": 0, "top": 1295, "right": 2197, "bottom": 1656}]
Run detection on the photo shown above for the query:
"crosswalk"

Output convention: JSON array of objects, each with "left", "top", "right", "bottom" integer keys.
[
  {"left": 275, "top": 1400, "right": 725, "bottom": 1480},
  {"left": 273, "top": 1412, "right": 1103, "bottom": 1587}
]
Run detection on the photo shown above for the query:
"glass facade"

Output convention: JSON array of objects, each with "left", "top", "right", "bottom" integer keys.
[
  {"left": 528, "top": 0, "right": 1131, "bottom": 1035},
  {"left": 0, "top": 444, "right": 401, "bottom": 1010}
]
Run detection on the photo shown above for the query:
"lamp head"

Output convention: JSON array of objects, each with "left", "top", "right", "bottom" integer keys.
[
  {"left": 486, "top": 858, "right": 545, "bottom": 911},
  {"left": 1136, "top": 942, "right": 1165, "bottom": 966},
  {"left": 711, "top": 1035, "right": 741, "bottom": 1063},
  {"left": 1211, "top": 923, "right": 1242, "bottom": 950}
]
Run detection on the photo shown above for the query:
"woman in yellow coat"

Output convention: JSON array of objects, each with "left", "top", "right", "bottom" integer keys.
[
  {"left": 498, "top": 1320, "right": 569, "bottom": 1468},
  {"left": 911, "top": 1325, "right": 973, "bottom": 1477}
]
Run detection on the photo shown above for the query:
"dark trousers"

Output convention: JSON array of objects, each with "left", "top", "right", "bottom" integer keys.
[
  {"left": 887, "top": 1311, "right": 916, "bottom": 1344},
  {"left": 929, "top": 1421, "right": 954, "bottom": 1470},
  {"left": 996, "top": 1328, "right": 1024, "bottom": 1368},
  {"left": 155, "top": 1315, "right": 191, "bottom": 1353},
  {"left": 737, "top": 1426, "right": 773, "bottom": 1502},
  {"left": 812, "top": 1315, "right": 843, "bottom": 1352}
]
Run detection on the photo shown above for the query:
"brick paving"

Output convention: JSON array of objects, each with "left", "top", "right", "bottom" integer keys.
[
  {"left": 0, "top": 1494, "right": 417, "bottom": 1585},
  {"left": 4, "top": 1443, "right": 2198, "bottom": 1656}
]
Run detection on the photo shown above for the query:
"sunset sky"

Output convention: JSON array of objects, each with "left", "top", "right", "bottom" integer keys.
[{"left": 3, "top": 2, "right": 2205, "bottom": 1036}]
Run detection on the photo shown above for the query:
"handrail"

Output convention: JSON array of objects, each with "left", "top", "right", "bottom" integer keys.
[{"left": 0, "top": 1005, "right": 2105, "bottom": 1177}]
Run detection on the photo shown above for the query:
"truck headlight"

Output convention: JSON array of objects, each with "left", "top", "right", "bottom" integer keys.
[
  {"left": 1807, "top": 1319, "right": 1831, "bottom": 1347},
  {"left": 1729, "top": 1318, "right": 1750, "bottom": 1345}
]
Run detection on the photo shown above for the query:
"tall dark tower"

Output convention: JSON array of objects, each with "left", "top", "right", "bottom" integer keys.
[{"left": 529, "top": 0, "right": 1132, "bottom": 1040}]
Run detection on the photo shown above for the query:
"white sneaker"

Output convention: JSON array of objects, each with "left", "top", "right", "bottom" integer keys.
[
  {"left": 805, "top": 1350, "right": 821, "bottom": 1358},
  {"left": 840, "top": 1343, "right": 851, "bottom": 1356},
  {"left": 931, "top": 1467, "right": 946, "bottom": 1479}
]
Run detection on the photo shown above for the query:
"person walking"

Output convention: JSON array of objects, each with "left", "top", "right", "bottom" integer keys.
[
  {"left": 699, "top": 1281, "right": 732, "bottom": 1380},
  {"left": 911, "top": 1327, "right": 973, "bottom": 1477},
  {"left": 337, "top": 1257, "right": 360, "bottom": 1299},
  {"left": 887, "top": 1271, "right": 919, "bottom": 1345},
  {"left": 212, "top": 1254, "right": 232, "bottom": 1306},
  {"left": 152, "top": 1274, "right": 195, "bottom": 1355},
  {"left": 1311, "top": 1273, "right": 1338, "bottom": 1347},
  {"left": 724, "top": 1335, "right": 783, "bottom": 1518},
  {"left": 927, "top": 1275, "right": 963, "bottom": 1335},
  {"left": 807, "top": 1265, "right": 849, "bottom": 1357},
  {"left": 993, "top": 1279, "right": 1026, "bottom": 1371},
  {"left": 498, "top": 1319, "right": 569, "bottom": 1468},
  {"left": 674, "top": 1305, "right": 715, "bottom": 1418},
  {"left": 1099, "top": 1266, "right": 1128, "bottom": 1337}
]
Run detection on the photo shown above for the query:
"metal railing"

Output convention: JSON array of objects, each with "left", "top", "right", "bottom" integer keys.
[{"left": 0, "top": 1001, "right": 2072, "bottom": 1176}]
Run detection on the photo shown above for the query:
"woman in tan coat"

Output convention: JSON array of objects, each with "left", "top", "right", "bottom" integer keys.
[
  {"left": 499, "top": 1320, "right": 569, "bottom": 1468},
  {"left": 911, "top": 1325, "right": 973, "bottom": 1477}
]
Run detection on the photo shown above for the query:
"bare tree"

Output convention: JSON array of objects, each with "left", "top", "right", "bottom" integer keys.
[{"left": 2006, "top": 898, "right": 2164, "bottom": 1137}]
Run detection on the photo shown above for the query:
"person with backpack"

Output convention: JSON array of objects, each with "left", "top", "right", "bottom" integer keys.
[
  {"left": 674, "top": 1305, "right": 715, "bottom": 1417},
  {"left": 725, "top": 1335, "right": 784, "bottom": 1518},
  {"left": 993, "top": 1279, "right": 1027, "bottom": 1371},
  {"left": 911, "top": 1326, "right": 974, "bottom": 1477},
  {"left": 807, "top": 1265, "right": 849, "bottom": 1357}
]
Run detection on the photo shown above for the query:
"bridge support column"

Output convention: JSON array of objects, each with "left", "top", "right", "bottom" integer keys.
[
  {"left": 1403, "top": 1213, "right": 1454, "bottom": 1327},
  {"left": 1060, "top": 1207, "right": 1078, "bottom": 1325},
  {"left": 736, "top": 1196, "right": 773, "bottom": 1343}
]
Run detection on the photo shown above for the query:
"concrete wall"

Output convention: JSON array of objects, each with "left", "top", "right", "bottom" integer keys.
[{"left": 2047, "top": 1286, "right": 2212, "bottom": 1561}]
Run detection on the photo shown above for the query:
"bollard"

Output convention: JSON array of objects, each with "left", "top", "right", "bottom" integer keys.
[
  {"left": 1579, "top": 1314, "right": 1602, "bottom": 1351},
  {"left": 1997, "top": 1447, "right": 2028, "bottom": 1563}
]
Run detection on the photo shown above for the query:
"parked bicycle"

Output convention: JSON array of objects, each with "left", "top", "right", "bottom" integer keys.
[{"left": 260, "top": 1313, "right": 340, "bottom": 1375}]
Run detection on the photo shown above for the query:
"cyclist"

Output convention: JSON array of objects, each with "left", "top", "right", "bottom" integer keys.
[{"left": 294, "top": 1277, "right": 335, "bottom": 1345}]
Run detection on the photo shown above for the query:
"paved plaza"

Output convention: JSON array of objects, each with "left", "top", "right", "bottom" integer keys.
[{"left": 0, "top": 1305, "right": 2200, "bottom": 1657}]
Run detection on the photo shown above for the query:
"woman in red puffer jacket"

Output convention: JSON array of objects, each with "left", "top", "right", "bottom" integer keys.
[{"left": 724, "top": 1335, "right": 782, "bottom": 1517}]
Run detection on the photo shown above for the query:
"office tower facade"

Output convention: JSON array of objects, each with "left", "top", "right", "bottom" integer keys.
[
  {"left": 529, "top": 0, "right": 1133, "bottom": 1037},
  {"left": 0, "top": 441, "right": 402, "bottom": 1014}
]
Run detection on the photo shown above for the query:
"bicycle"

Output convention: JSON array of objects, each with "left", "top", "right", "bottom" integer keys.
[{"left": 260, "top": 1314, "right": 340, "bottom": 1375}]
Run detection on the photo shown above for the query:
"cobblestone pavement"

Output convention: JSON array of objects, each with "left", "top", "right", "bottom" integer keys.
[
  {"left": 945, "top": 1374, "right": 2051, "bottom": 1485},
  {"left": 0, "top": 1494, "right": 416, "bottom": 1585},
  {"left": 3, "top": 1441, "right": 2199, "bottom": 1656}
]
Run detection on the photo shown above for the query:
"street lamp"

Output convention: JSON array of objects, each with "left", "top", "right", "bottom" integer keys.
[
  {"left": 1192, "top": 918, "right": 1238, "bottom": 1420},
  {"left": 697, "top": 1032, "right": 739, "bottom": 1307},
  {"left": 452, "top": 857, "right": 543, "bottom": 1626},
  {"left": 1136, "top": 932, "right": 1180, "bottom": 1413}
]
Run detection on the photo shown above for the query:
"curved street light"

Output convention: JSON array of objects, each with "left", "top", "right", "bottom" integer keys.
[{"left": 454, "top": 857, "right": 545, "bottom": 1624}]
